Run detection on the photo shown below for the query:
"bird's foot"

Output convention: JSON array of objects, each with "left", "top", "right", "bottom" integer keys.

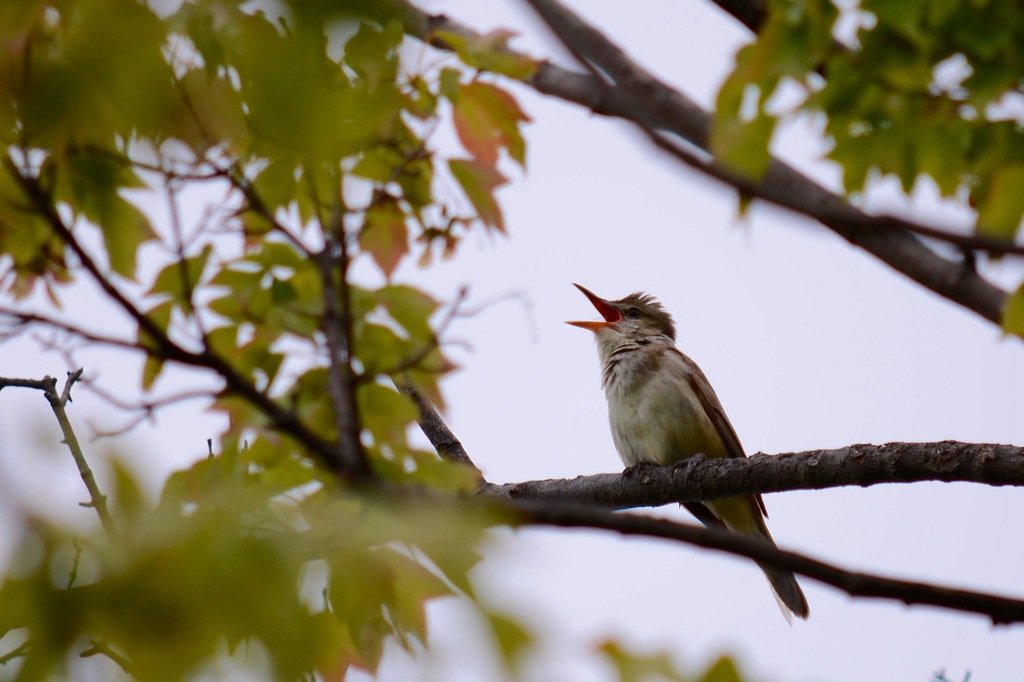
[
  {"left": 622, "top": 461, "right": 657, "bottom": 478},
  {"left": 671, "top": 452, "right": 708, "bottom": 477}
]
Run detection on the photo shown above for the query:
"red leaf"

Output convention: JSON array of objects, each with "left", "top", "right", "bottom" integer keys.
[
  {"left": 448, "top": 159, "right": 508, "bottom": 233},
  {"left": 452, "top": 81, "right": 530, "bottom": 167},
  {"left": 360, "top": 198, "right": 409, "bottom": 279}
]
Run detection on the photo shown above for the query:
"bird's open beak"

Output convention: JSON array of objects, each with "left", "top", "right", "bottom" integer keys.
[{"left": 567, "top": 283, "right": 620, "bottom": 331}]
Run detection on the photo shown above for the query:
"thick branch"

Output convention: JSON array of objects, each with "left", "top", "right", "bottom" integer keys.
[
  {"left": 707, "top": 0, "right": 765, "bottom": 32},
  {"left": 480, "top": 441, "right": 1024, "bottom": 508},
  {"left": 317, "top": 246, "right": 372, "bottom": 478},
  {"left": 520, "top": 0, "right": 1008, "bottom": 322}
]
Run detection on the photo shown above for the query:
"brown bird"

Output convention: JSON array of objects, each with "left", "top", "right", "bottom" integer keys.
[{"left": 568, "top": 283, "right": 809, "bottom": 621}]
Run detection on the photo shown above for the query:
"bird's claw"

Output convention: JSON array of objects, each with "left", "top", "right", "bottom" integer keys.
[
  {"left": 622, "top": 461, "right": 656, "bottom": 478},
  {"left": 671, "top": 452, "right": 707, "bottom": 476}
]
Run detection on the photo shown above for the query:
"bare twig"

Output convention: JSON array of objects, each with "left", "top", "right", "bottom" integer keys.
[
  {"left": 0, "top": 642, "right": 29, "bottom": 666},
  {"left": 0, "top": 370, "right": 117, "bottom": 536},
  {"left": 396, "top": 379, "right": 480, "bottom": 473},
  {"left": 85, "top": 386, "right": 215, "bottom": 440},
  {"left": 80, "top": 640, "right": 133, "bottom": 676}
]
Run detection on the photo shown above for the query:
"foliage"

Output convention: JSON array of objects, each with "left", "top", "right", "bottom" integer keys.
[
  {"left": 710, "top": 0, "right": 1024, "bottom": 330},
  {"left": 0, "top": 0, "right": 556, "bottom": 678}
]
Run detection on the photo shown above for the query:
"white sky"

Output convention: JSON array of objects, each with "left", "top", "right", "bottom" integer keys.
[{"left": 2, "top": 1, "right": 1023, "bottom": 681}]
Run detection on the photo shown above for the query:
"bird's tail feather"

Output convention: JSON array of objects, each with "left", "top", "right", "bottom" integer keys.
[{"left": 759, "top": 563, "right": 810, "bottom": 622}]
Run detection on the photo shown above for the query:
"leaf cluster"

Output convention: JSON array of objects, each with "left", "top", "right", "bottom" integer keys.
[{"left": 713, "top": 0, "right": 1024, "bottom": 239}]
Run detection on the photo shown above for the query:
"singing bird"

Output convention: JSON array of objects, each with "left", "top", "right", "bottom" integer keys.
[{"left": 568, "top": 284, "right": 809, "bottom": 621}]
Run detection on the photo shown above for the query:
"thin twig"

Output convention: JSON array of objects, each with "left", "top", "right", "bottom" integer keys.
[
  {"left": 1, "top": 370, "right": 118, "bottom": 536},
  {"left": 80, "top": 640, "right": 134, "bottom": 676},
  {"left": 0, "top": 642, "right": 29, "bottom": 666},
  {"left": 395, "top": 379, "right": 480, "bottom": 474},
  {"left": 502, "top": 496, "right": 1024, "bottom": 625}
]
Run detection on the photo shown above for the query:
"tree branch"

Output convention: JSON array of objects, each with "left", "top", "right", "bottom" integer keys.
[
  {"left": 0, "top": 370, "right": 117, "bottom": 536},
  {"left": 504, "top": 497, "right": 1024, "bottom": 625},
  {"left": 3, "top": 160, "right": 357, "bottom": 476},
  {"left": 379, "top": 0, "right": 1011, "bottom": 327},
  {"left": 395, "top": 379, "right": 481, "bottom": 474},
  {"left": 518, "top": 0, "right": 1009, "bottom": 322},
  {"left": 401, "top": 384, "right": 1024, "bottom": 621},
  {"left": 480, "top": 441, "right": 1024, "bottom": 508}
]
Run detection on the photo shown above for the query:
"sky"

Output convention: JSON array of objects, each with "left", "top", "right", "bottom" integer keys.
[{"left": 2, "top": 1, "right": 1024, "bottom": 681}]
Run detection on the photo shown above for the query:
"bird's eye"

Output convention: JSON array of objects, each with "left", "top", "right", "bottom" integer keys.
[{"left": 625, "top": 307, "right": 642, "bottom": 319}]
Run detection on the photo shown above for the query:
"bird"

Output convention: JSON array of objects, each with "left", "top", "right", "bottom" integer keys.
[{"left": 567, "top": 283, "right": 809, "bottom": 621}]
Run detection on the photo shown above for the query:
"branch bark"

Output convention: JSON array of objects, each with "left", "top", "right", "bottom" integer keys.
[{"left": 480, "top": 441, "right": 1024, "bottom": 508}]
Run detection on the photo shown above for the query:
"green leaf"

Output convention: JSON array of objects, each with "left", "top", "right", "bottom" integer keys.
[
  {"left": 142, "top": 354, "right": 165, "bottom": 391},
  {"left": 449, "top": 159, "right": 508, "bottom": 232},
  {"left": 361, "top": 198, "right": 409, "bottom": 280},
  {"left": 452, "top": 81, "right": 531, "bottom": 166},
  {"left": 699, "top": 656, "right": 744, "bottom": 682},
  {"left": 148, "top": 244, "right": 214, "bottom": 310},
  {"left": 975, "top": 165, "right": 1024, "bottom": 240},
  {"left": 55, "top": 154, "right": 156, "bottom": 279},
  {"left": 172, "top": 69, "right": 249, "bottom": 155},
  {"left": 1000, "top": 282, "right": 1024, "bottom": 338},
  {"left": 600, "top": 640, "right": 685, "bottom": 682},
  {"left": 352, "top": 146, "right": 407, "bottom": 183},
  {"left": 344, "top": 21, "right": 403, "bottom": 87},
  {"left": 358, "top": 382, "right": 418, "bottom": 449},
  {"left": 487, "top": 611, "right": 533, "bottom": 672},
  {"left": 434, "top": 29, "right": 539, "bottom": 80},
  {"left": 376, "top": 285, "right": 439, "bottom": 341},
  {"left": 711, "top": 109, "right": 776, "bottom": 181},
  {"left": 381, "top": 548, "right": 454, "bottom": 649}
]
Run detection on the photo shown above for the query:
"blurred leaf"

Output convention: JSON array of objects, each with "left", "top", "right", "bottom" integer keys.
[
  {"left": 358, "top": 382, "right": 418, "bottom": 449},
  {"left": 487, "top": 610, "right": 533, "bottom": 671},
  {"left": 449, "top": 158, "right": 508, "bottom": 232},
  {"left": 699, "top": 656, "right": 744, "bottom": 682},
  {"left": 172, "top": 69, "right": 249, "bottom": 154},
  {"left": 376, "top": 285, "right": 439, "bottom": 341},
  {"left": 148, "top": 244, "right": 213, "bottom": 311},
  {"left": 54, "top": 153, "right": 155, "bottom": 279},
  {"left": 434, "top": 29, "right": 539, "bottom": 80},
  {"left": 600, "top": 640, "right": 686, "bottom": 682},
  {"left": 711, "top": 109, "right": 776, "bottom": 181},
  {"left": 452, "top": 81, "right": 531, "bottom": 166},
  {"left": 975, "top": 165, "right": 1024, "bottom": 240},
  {"left": 361, "top": 197, "right": 409, "bottom": 280},
  {"left": 1000, "top": 282, "right": 1024, "bottom": 338},
  {"left": 344, "top": 21, "right": 403, "bottom": 88}
]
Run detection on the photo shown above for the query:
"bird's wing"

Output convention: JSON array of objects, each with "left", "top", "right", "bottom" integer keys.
[{"left": 676, "top": 348, "right": 769, "bottom": 517}]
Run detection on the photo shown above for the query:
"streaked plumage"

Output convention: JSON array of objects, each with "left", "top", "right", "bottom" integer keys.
[{"left": 568, "top": 284, "right": 809, "bottom": 621}]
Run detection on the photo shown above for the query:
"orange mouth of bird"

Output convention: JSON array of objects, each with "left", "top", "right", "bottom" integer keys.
[{"left": 567, "top": 283, "right": 620, "bottom": 330}]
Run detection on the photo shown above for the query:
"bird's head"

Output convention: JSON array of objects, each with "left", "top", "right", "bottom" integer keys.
[{"left": 567, "top": 283, "right": 676, "bottom": 343}]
